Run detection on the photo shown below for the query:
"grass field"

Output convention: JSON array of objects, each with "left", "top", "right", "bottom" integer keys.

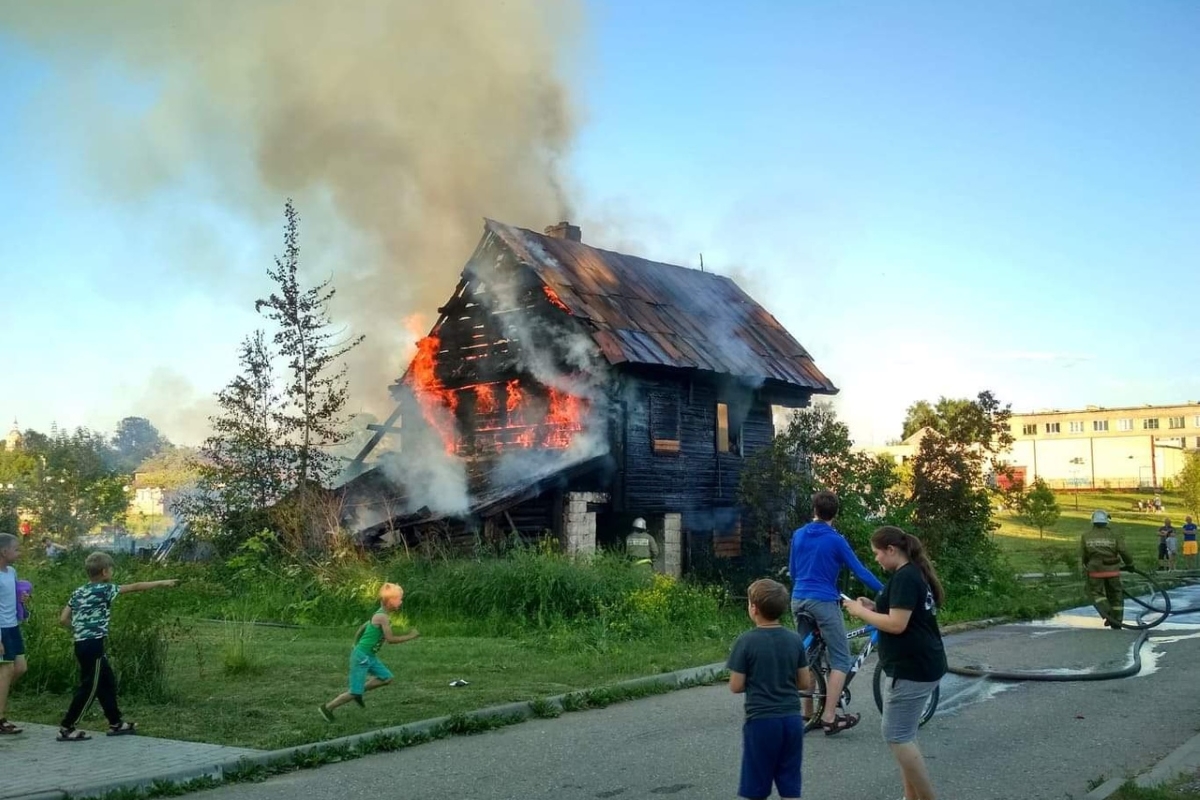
[
  {"left": 994, "top": 489, "right": 1194, "bottom": 575},
  {"left": 10, "top": 614, "right": 743, "bottom": 750}
]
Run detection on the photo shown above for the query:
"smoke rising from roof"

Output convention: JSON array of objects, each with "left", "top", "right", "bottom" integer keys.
[{"left": 0, "top": 0, "right": 583, "bottom": 433}]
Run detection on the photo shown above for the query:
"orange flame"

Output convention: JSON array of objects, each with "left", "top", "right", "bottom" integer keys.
[
  {"left": 543, "top": 285, "right": 571, "bottom": 314},
  {"left": 475, "top": 383, "right": 497, "bottom": 414},
  {"left": 405, "top": 336, "right": 458, "bottom": 454},
  {"left": 403, "top": 339, "right": 590, "bottom": 455}
]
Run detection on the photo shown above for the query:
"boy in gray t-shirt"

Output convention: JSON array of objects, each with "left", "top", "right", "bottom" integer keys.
[{"left": 727, "top": 579, "right": 811, "bottom": 800}]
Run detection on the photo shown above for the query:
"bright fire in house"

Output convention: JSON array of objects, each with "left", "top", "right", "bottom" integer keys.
[{"left": 405, "top": 334, "right": 589, "bottom": 455}]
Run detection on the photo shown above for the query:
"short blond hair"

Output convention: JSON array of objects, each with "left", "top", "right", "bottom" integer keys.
[
  {"left": 379, "top": 582, "right": 403, "bottom": 603},
  {"left": 85, "top": 551, "right": 115, "bottom": 579}
]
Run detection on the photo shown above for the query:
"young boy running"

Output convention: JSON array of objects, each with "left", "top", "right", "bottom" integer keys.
[
  {"left": 319, "top": 583, "right": 419, "bottom": 721},
  {"left": 58, "top": 552, "right": 178, "bottom": 741},
  {"left": 0, "top": 532, "right": 28, "bottom": 735},
  {"left": 728, "top": 579, "right": 811, "bottom": 800}
]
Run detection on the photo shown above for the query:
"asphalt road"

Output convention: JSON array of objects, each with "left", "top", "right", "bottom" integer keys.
[{"left": 192, "top": 601, "right": 1200, "bottom": 800}]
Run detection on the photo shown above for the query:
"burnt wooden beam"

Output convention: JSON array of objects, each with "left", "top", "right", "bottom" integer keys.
[{"left": 347, "top": 402, "right": 404, "bottom": 470}]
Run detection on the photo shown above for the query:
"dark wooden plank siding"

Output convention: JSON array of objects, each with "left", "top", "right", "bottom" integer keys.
[{"left": 618, "top": 373, "right": 777, "bottom": 517}]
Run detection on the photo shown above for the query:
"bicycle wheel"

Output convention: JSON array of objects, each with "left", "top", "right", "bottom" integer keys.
[
  {"left": 872, "top": 662, "right": 939, "bottom": 727},
  {"left": 803, "top": 643, "right": 830, "bottom": 731}
]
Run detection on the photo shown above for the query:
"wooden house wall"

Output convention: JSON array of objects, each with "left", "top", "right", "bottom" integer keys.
[{"left": 616, "top": 372, "right": 780, "bottom": 517}]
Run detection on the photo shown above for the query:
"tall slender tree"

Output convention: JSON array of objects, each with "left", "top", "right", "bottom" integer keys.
[
  {"left": 254, "top": 200, "right": 363, "bottom": 489},
  {"left": 180, "top": 331, "right": 286, "bottom": 544}
]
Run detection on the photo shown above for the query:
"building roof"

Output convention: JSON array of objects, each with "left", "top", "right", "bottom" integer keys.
[
  {"left": 1010, "top": 402, "right": 1200, "bottom": 419},
  {"left": 482, "top": 220, "right": 838, "bottom": 395}
]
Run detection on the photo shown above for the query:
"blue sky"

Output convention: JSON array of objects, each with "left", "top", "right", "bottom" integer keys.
[{"left": 2, "top": 1, "right": 1198, "bottom": 446}]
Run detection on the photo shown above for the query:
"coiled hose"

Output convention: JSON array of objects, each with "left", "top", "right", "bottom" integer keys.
[{"left": 949, "top": 568, "right": 1197, "bottom": 682}]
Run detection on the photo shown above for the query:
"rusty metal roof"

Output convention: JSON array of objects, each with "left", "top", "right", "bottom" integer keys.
[{"left": 484, "top": 220, "right": 838, "bottom": 395}]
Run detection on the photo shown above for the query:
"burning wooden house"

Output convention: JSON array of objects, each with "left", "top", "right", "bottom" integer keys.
[{"left": 339, "top": 220, "right": 837, "bottom": 575}]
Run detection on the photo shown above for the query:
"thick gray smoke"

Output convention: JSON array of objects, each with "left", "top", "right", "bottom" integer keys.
[{"left": 0, "top": 0, "right": 584, "bottom": 429}]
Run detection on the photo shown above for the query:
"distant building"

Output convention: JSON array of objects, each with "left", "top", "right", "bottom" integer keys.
[
  {"left": 861, "top": 426, "right": 944, "bottom": 465},
  {"left": 1002, "top": 402, "right": 1200, "bottom": 490},
  {"left": 4, "top": 420, "right": 22, "bottom": 452},
  {"left": 130, "top": 473, "right": 178, "bottom": 517}
]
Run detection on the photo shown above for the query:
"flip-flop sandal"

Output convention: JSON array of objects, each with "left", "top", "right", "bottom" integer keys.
[
  {"left": 318, "top": 705, "right": 334, "bottom": 723},
  {"left": 57, "top": 728, "right": 91, "bottom": 742},
  {"left": 107, "top": 721, "right": 137, "bottom": 736},
  {"left": 0, "top": 719, "right": 23, "bottom": 735}
]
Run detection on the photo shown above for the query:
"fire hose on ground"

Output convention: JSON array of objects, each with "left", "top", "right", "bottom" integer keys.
[{"left": 949, "top": 567, "right": 1199, "bottom": 682}]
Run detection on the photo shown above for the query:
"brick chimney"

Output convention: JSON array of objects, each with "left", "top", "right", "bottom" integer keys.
[{"left": 544, "top": 221, "right": 581, "bottom": 242}]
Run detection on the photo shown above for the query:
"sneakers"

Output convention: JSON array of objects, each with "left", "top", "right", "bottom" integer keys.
[{"left": 318, "top": 705, "right": 334, "bottom": 723}]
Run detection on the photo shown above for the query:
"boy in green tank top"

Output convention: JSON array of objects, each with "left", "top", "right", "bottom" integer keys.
[{"left": 319, "top": 583, "right": 419, "bottom": 721}]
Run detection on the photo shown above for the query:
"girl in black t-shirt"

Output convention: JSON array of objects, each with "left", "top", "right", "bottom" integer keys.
[{"left": 844, "top": 527, "right": 946, "bottom": 800}]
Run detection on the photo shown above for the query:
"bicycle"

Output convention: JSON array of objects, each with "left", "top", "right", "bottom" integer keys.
[{"left": 796, "top": 610, "right": 939, "bottom": 732}]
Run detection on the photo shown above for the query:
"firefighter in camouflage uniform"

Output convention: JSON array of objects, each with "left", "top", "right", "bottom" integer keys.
[
  {"left": 625, "top": 518, "right": 659, "bottom": 569},
  {"left": 1081, "top": 510, "right": 1135, "bottom": 629}
]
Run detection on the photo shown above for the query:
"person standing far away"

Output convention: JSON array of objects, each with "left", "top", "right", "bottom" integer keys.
[
  {"left": 1157, "top": 518, "right": 1174, "bottom": 571},
  {"left": 788, "top": 490, "right": 884, "bottom": 735},
  {"left": 624, "top": 518, "right": 659, "bottom": 570},
  {"left": 1080, "top": 510, "right": 1135, "bottom": 629},
  {"left": 1182, "top": 516, "right": 1198, "bottom": 571},
  {"left": 844, "top": 526, "right": 947, "bottom": 800}
]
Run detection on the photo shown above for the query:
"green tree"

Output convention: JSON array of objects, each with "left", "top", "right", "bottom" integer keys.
[
  {"left": 909, "top": 391, "right": 1013, "bottom": 586},
  {"left": 901, "top": 400, "right": 941, "bottom": 439},
  {"left": 133, "top": 446, "right": 202, "bottom": 492},
  {"left": 110, "top": 416, "right": 170, "bottom": 474},
  {"left": 179, "top": 331, "right": 287, "bottom": 548},
  {"left": 1022, "top": 478, "right": 1060, "bottom": 538},
  {"left": 1178, "top": 452, "right": 1200, "bottom": 520},
  {"left": 16, "top": 427, "right": 129, "bottom": 539},
  {"left": 739, "top": 404, "right": 907, "bottom": 563},
  {"left": 900, "top": 395, "right": 1004, "bottom": 445},
  {"left": 254, "top": 200, "right": 364, "bottom": 491}
]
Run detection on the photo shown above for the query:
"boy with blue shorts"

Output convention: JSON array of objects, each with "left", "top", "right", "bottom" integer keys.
[
  {"left": 320, "top": 583, "right": 419, "bottom": 721},
  {"left": 728, "top": 579, "right": 812, "bottom": 800}
]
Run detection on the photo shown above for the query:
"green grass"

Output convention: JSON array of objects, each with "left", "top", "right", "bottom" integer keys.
[
  {"left": 1105, "top": 768, "right": 1200, "bottom": 799},
  {"left": 10, "top": 613, "right": 743, "bottom": 750},
  {"left": 995, "top": 489, "right": 1190, "bottom": 575}
]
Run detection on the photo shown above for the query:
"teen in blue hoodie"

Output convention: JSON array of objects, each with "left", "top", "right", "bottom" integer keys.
[{"left": 789, "top": 490, "right": 883, "bottom": 734}]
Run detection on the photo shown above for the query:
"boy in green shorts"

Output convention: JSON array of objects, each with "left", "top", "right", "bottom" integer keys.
[{"left": 319, "top": 583, "right": 419, "bottom": 721}]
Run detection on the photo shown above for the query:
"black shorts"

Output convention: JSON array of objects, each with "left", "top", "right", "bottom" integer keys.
[
  {"left": 0, "top": 626, "right": 25, "bottom": 662},
  {"left": 1159, "top": 541, "right": 1168, "bottom": 559}
]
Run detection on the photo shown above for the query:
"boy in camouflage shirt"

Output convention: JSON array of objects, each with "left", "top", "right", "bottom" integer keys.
[{"left": 56, "top": 552, "right": 178, "bottom": 741}]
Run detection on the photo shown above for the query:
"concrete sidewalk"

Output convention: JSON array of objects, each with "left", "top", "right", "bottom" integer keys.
[{"left": 0, "top": 722, "right": 260, "bottom": 800}]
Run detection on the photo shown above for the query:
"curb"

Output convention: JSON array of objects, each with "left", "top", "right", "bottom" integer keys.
[
  {"left": 35, "top": 661, "right": 729, "bottom": 800},
  {"left": 1084, "top": 728, "right": 1200, "bottom": 799}
]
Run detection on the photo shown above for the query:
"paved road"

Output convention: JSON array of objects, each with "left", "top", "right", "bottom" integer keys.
[{"left": 186, "top": 606, "right": 1200, "bottom": 800}]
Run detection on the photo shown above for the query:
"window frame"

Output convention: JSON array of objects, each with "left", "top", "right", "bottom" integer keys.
[{"left": 650, "top": 389, "right": 682, "bottom": 455}]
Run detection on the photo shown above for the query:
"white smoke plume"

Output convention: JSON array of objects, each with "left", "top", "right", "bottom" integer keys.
[{"left": 0, "top": 0, "right": 585, "bottom": 429}]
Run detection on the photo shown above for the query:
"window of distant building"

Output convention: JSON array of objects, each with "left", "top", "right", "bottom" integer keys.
[
  {"left": 1045, "top": 422, "right": 1061, "bottom": 434},
  {"left": 1093, "top": 420, "right": 1109, "bottom": 432},
  {"left": 1143, "top": 418, "right": 1160, "bottom": 430},
  {"left": 1169, "top": 416, "right": 1185, "bottom": 430},
  {"left": 1069, "top": 421, "right": 1084, "bottom": 433},
  {"left": 1194, "top": 416, "right": 1200, "bottom": 428},
  {"left": 1022, "top": 424, "right": 1037, "bottom": 436},
  {"left": 1118, "top": 419, "right": 1134, "bottom": 431}
]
